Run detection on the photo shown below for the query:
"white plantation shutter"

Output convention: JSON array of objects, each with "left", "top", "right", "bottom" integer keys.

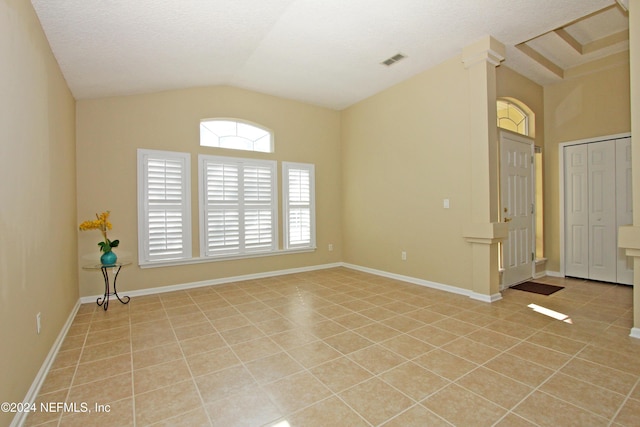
[
  {"left": 205, "top": 162, "right": 240, "bottom": 254},
  {"left": 138, "top": 149, "right": 191, "bottom": 263},
  {"left": 244, "top": 165, "right": 275, "bottom": 250},
  {"left": 199, "top": 155, "right": 277, "bottom": 257},
  {"left": 283, "top": 162, "right": 315, "bottom": 249}
]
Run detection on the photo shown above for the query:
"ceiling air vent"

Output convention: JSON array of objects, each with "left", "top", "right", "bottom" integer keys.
[{"left": 381, "top": 53, "right": 407, "bottom": 66}]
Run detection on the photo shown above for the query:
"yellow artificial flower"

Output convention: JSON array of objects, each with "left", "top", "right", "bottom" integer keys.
[{"left": 79, "top": 211, "right": 119, "bottom": 253}]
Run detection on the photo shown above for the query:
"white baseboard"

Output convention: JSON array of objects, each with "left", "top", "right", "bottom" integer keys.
[
  {"left": 11, "top": 300, "right": 81, "bottom": 427},
  {"left": 545, "top": 270, "right": 563, "bottom": 278},
  {"left": 80, "top": 262, "right": 344, "bottom": 304},
  {"left": 16, "top": 259, "right": 532, "bottom": 427},
  {"left": 19, "top": 263, "right": 343, "bottom": 426},
  {"left": 343, "top": 263, "right": 501, "bottom": 302},
  {"left": 469, "top": 291, "right": 503, "bottom": 303},
  {"left": 18, "top": 259, "right": 635, "bottom": 427},
  {"left": 80, "top": 261, "right": 506, "bottom": 305}
]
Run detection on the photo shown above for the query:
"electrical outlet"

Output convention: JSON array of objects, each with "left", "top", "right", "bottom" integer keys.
[
  {"left": 328, "top": 243, "right": 334, "bottom": 252},
  {"left": 36, "top": 312, "right": 41, "bottom": 335},
  {"left": 401, "top": 251, "right": 407, "bottom": 261}
]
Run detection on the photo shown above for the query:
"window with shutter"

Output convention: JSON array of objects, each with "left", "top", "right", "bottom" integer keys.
[
  {"left": 137, "top": 149, "right": 192, "bottom": 264},
  {"left": 199, "top": 155, "right": 277, "bottom": 257},
  {"left": 283, "top": 162, "right": 315, "bottom": 249}
]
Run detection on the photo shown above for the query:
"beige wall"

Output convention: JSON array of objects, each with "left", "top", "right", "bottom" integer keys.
[
  {"left": 4, "top": 1, "right": 637, "bottom": 414},
  {"left": 76, "top": 86, "right": 342, "bottom": 296},
  {"left": 341, "top": 56, "right": 475, "bottom": 290},
  {"left": 543, "top": 62, "right": 631, "bottom": 272},
  {"left": 0, "top": 0, "right": 78, "bottom": 424}
]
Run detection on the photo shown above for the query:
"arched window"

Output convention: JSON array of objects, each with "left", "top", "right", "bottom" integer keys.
[
  {"left": 497, "top": 99, "right": 529, "bottom": 136},
  {"left": 200, "top": 119, "right": 273, "bottom": 153}
]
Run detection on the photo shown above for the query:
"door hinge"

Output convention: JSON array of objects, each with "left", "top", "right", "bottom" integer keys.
[
  {"left": 532, "top": 252, "right": 535, "bottom": 262},
  {"left": 531, "top": 203, "right": 534, "bottom": 214}
]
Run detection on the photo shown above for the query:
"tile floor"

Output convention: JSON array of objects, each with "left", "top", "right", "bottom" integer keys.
[{"left": 25, "top": 268, "right": 640, "bottom": 426}]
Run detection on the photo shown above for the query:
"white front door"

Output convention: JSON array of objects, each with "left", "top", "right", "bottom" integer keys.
[{"left": 500, "top": 131, "right": 534, "bottom": 288}]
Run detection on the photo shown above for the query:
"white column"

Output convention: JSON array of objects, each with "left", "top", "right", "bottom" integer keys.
[
  {"left": 618, "top": 0, "right": 640, "bottom": 338},
  {"left": 461, "top": 36, "right": 508, "bottom": 302}
]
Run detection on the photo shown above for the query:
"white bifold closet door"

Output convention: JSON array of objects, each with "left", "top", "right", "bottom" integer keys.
[{"left": 564, "top": 137, "right": 632, "bottom": 284}]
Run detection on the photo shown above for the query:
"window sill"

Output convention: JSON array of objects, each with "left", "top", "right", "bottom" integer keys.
[{"left": 139, "top": 247, "right": 317, "bottom": 269}]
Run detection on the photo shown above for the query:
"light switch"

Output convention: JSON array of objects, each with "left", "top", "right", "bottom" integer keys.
[{"left": 443, "top": 199, "right": 450, "bottom": 209}]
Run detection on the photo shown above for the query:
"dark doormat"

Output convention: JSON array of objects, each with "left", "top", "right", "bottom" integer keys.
[{"left": 510, "top": 281, "right": 564, "bottom": 295}]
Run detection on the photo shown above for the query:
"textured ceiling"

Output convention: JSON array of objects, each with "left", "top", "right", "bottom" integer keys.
[{"left": 30, "top": 0, "right": 624, "bottom": 110}]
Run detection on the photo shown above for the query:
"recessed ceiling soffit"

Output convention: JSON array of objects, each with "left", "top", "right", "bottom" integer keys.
[{"left": 515, "top": 4, "right": 629, "bottom": 79}]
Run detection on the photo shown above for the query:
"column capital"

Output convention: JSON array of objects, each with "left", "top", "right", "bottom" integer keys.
[
  {"left": 463, "top": 222, "right": 508, "bottom": 245},
  {"left": 462, "top": 36, "right": 505, "bottom": 69},
  {"left": 619, "top": 225, "right": 640, "bottom": 257}
]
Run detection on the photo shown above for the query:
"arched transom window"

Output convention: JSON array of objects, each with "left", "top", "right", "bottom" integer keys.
[
  {"left": 497, "top": 99, "right": 529, "bottom": 136},
  {"left": 200, "top": 119, "right": 273, "bottom": 153}
]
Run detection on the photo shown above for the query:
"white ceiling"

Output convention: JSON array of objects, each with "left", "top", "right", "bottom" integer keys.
[{"left": 30, "top": 0, "right": 626, "bottom": 110}]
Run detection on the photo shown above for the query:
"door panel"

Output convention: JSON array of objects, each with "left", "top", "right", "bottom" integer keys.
[
  {"left": 500, "top": 131, "right": 534, "bottom": 287},
  {"left": 570, "top": 225, "right": 586, "bottom": 265},
  {"left": 588, "top": 141, "right": 616, "bottom": 282},
  {"left": 565, "top": 144, "right": 589, "bottom": 278}
]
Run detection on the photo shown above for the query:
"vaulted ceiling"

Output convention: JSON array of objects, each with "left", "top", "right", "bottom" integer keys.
[{"left": 30, "top": 0, "right": 629, "bottom": 110}]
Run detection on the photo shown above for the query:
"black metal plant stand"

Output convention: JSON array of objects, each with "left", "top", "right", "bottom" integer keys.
[{"left": 94, "top": 263, "right": 131, "bottom": 310}]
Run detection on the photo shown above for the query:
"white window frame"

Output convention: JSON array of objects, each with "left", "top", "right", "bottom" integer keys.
[
  {"left": 200, "top": 118, "right": 274, "bottom": 153},
  {"left": 199, "top": 154, "right": 278, "bottom": 258},
  {"left": 137, "top": 149, "right": 192, "bottom": 265},
  {"left": 282, "top": 162, "right": 316, "bottom": 249}
]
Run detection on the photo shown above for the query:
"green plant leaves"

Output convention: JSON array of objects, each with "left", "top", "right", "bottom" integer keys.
[{"left": 97, "top": 239, "right": 119, "bottom": 252}]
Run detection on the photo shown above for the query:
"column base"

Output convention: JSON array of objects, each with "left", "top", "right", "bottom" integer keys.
[{"left": 463, "top": 222, "right": 508, "bottom": 302}]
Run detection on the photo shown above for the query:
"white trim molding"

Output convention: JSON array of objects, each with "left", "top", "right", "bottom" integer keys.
[
  {"left": 83, "top": 262, "right": 505, "bottom": 306},
  {"left": 80, "top": 262, "right": 342, "bottom": 303},
  {"left": 545, "top": 270, "right": 564, "bottom": 278},
  {"left": 469, "top": 291, "right": 503, "bottom": 303},
  {"left": 10, "top": 301, "right": 81, "bottom": 427},
  {"left": 343, "top": 263, "right": 502, "bottom": 302}
]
